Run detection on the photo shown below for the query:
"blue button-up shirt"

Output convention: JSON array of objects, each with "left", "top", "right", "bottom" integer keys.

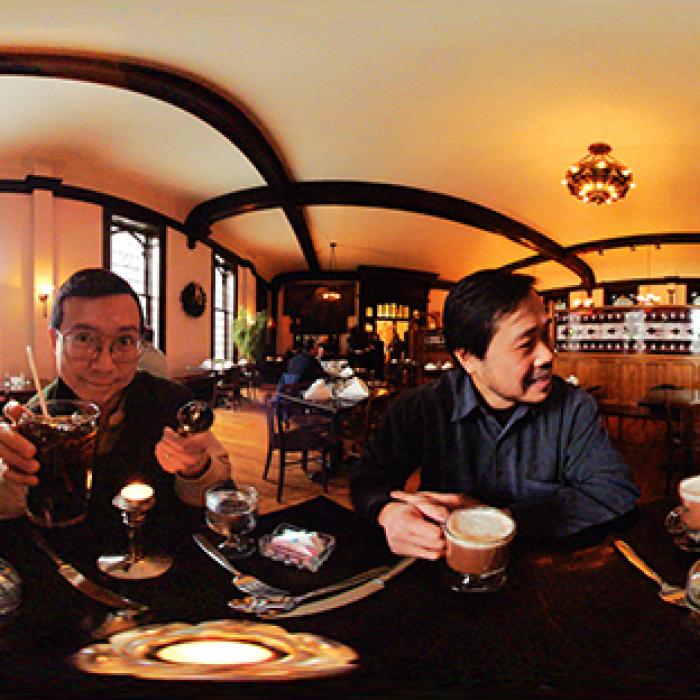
[{"left": 351, "top": 371, "right": 639, "bottom": 538}]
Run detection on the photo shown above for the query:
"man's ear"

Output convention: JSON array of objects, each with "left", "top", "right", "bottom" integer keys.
[{"left": 453, "top": 349, "right": 474, "bottom": 374}]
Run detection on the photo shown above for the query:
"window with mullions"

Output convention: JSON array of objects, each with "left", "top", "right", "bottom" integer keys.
[
  {"left": 106, "top": 214, "right": 164, "bottom": 348},
  {"left": 213, "top": 254, "right": 237, "bottom": 360}
]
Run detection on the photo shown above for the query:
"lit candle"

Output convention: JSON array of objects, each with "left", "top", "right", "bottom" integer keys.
[
  {"left": 119, "top": 482, "right": 154, "bottom": 506},
  {"left": 155, "top": 640, "right": 275, "bottom": 665}
]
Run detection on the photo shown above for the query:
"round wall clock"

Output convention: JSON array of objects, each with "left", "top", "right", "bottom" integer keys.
[{"left": 180, "top": 282, "right": 207, "bottom": 317}]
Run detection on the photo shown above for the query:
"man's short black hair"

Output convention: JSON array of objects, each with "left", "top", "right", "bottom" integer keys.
[
  {"left": 443, "top": 269, "right": 536, "bottom": 360},
  {"left": 50, "top": 268, "right": 145, "bottom": 331}
]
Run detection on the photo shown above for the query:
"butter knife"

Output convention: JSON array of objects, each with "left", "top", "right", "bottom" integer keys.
[
  {"left": 258, "top": 557, "right": 416, "bottom": 618},
  {"left": 227, "top": 563, "right": 392, "bottom": 614},
  {"left": 33, "top": 530, "right": 147, "bottom": 612}
]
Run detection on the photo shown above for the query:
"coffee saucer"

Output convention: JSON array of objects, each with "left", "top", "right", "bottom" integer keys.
[{"left": 672, "top": 533, "right": 700, "bottom": 553}]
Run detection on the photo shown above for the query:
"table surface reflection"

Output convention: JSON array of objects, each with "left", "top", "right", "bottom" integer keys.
[{"left": 2, "top": 496, "right": 700, "bottom": 699}]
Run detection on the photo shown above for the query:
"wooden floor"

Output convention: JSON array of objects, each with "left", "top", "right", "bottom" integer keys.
[
  {"left": 211, "top": 389, "right": 353, "bottom": 515},
  {"left": 211, "top": 389, "right": 673, "bottom": 518}
]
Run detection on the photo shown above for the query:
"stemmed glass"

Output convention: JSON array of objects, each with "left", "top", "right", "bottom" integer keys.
[{"left": 204, "top": 481, "right": 258, "bottom": 559}]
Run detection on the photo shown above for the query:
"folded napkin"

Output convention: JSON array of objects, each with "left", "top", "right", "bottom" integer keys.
[
  {"left": 340, "top": 366, "right": 355, "bottom": 379},
  {"left": 424, "top": 362, "right": 437, "bottom": 371},
  {"left": 566, "top": 374, "right": 579, "bottom": 386},
  {"left": 338, "top": 376, "right": 369, "bottom": 399},
  {"left": 303, "top": 379, "right": 333, "bottom": 401},
  {"left": 441, "top": 361, "right": 453, "bottom": 370}
]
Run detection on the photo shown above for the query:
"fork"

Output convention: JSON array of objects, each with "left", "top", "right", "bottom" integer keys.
[
  {"left": 227, "top": 564, "right": 392, "bottom": 614},
  {"left": 614, "top": 539, "right": 688, "bottom": 607},
  {"left": 193, "top": 533, "right": 290, "bottom": 598}
]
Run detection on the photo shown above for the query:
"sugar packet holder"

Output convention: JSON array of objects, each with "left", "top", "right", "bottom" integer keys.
[{"left": 258, "top": 523, "right": 335, "bottom": 572}]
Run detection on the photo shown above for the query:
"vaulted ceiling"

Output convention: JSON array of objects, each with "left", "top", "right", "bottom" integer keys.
[{"left": 1, "top": 1, "right": 699, "bottom": 290}]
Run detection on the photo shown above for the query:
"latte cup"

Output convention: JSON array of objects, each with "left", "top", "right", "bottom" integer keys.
[
  {"left": 665, "top": 475, "right": 700, "bottom": 543},
  {"left": 443, "top": 506, "right": 516, "bottom": 593}
]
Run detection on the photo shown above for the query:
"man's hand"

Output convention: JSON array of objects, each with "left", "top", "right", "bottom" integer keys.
[
  {"left": 0, "top": 401, "right": 40, "bottom": 487},
  {"left": 377, "top": 490, "right": 482, "bottom": 560},
  {"left": 155, "top": 427, "right": 212, "bottom": 479}
]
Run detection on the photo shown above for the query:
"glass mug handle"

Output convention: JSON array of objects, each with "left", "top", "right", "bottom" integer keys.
[{"left": 665, "top": 506, "right": 687, "bottom": 535}]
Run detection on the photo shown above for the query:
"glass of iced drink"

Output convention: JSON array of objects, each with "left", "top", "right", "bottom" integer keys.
[{"left": 17, "top": 399, "right": 99, "bottom": 527}]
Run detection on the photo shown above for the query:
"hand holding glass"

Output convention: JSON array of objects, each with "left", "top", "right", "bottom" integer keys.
[{"left": 205, "top": 483, "right": 258, "bottom": 558}]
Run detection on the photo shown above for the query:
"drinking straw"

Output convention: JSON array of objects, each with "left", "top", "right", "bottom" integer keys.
[{"left": 25, "top": 345, "right": 49, "bottom": 418}]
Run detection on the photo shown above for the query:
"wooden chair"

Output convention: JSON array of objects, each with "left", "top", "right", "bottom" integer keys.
[
  {"left": 262, "top": 394, "right": 338, "bottom": 502},
  {"left": 340, "top": 389, "right": 396, "bottom": 459},
  {"left": 663, "top": 402, "right": 700, "bottom": 495}
]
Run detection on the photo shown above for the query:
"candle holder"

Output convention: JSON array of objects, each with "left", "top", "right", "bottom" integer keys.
[{"left": 97, "top": 483, "right": 173, "bottom": 580}]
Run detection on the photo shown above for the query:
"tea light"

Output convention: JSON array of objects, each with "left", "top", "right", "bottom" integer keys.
[
  {"left": 155, "top": 640, "right": 275, "bottom": 665},
  {"left": 119, "top": 482, "right": 154, "bottom": 509}
]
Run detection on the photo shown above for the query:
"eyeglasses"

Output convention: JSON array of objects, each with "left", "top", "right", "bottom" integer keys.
[{"left": 57, "top": 329, "right": 143, "bottom": 363}]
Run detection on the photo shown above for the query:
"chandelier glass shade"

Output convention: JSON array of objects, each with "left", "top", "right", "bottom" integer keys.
[{"left": 563, "top": 143, "right": 635, "bottom": 205}]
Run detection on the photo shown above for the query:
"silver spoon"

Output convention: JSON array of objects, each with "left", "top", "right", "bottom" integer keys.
[
  {"left": 614, "top": 539, "right": 688, "bottom": 607},
  {"left": 176, "top": 400, "right": 214, "bottom": 436}
]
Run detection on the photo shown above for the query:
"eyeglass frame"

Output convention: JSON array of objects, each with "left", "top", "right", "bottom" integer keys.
[{"left": 55, "top": 327, "right": 145, "bottom": 363}]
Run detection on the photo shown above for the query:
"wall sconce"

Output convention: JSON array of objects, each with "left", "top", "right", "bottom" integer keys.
[{"left": 37, "top": 284, "right": 54, "bottom": 318}]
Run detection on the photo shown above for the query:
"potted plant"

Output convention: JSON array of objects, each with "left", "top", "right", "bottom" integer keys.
[{"left": 232, "top": 307, "right": 268, "bottom": 364}]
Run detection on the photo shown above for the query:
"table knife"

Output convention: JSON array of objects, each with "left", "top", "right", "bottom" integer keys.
[
  {"left": 32, "top": 529, "right": 147, "bottom": 612},
  {"left": 259, "top": 556, "right": 416, "bottom": 619}
]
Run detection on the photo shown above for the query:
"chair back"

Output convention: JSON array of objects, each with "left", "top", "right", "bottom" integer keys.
[{"left": 277, "top": 372, "right": 303, "bottom": 395}]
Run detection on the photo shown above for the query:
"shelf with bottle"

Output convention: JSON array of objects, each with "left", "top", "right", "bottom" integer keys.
[{"left": 554, "top": 305, "right": 700, "bottom": 355}]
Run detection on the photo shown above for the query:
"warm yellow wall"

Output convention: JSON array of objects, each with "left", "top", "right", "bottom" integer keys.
[
  {"left": 0, "top": 190, "right": 247, "bottom": 381},
  {"left": 0, "top": 194, "right": 33, "bottom": 378},
  {"left": 165, "top": 232, "right": 212, "bottom": 376}
]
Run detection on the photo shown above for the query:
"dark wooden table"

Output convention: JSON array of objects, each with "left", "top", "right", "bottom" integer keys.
[
  {"left": 640, "top": 388, "right": 700, "bottom": 409},
  {"left": 2, "top": 496, "right": 700, "bottom": 699}
]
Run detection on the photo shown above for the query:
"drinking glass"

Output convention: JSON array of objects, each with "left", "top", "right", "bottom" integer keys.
[
  {"left": 443, "top": 506, "right": 516, "bottom": 593},
  {"left": 16, "top": 399, "right": 99, "bottom": 528},
  {"left": 205, "top": 482, "right": 258, "bottom": 558}
]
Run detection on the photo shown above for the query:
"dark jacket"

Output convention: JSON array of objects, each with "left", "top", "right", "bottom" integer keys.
[{"left": 351, "top": 370, "right": 639, "bottom": 538}]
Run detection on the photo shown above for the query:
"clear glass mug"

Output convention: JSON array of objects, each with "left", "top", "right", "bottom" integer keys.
[
  {"left": 443, "top": 506, "right": 517, "bottom": 593},
  {"left": 665, "top": 475, "right": 700, "bottom": 544},
  {"left": 16, "top": 400, "right": 100, "bottom": 528}
]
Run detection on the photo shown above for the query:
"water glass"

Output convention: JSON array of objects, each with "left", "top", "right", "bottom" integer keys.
[{"left": 205, "top": 482, "right": 258, "bottom": 558}]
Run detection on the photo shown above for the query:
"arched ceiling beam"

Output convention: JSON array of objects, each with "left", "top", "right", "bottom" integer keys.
[
  {"left": 186, "top": 180, "right": 595, "bottom": 287},
  {"left": 0, "top": 50, "right": 319, "bottom": 271},
  {"left": 502, "top": 232, "right": 700, "bottom": 274}
]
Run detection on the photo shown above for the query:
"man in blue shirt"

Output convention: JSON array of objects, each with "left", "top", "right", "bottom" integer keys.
[{"left": 351, "top": 270, "right": 639, "bottom": 559}]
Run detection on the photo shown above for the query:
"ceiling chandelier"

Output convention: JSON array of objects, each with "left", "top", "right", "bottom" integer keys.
[
  {"left": 562, "top": 143, "right": 635, "bottom": 205},
  {"left": 321, "top": 242, "right": 341, "bottom": 302}
]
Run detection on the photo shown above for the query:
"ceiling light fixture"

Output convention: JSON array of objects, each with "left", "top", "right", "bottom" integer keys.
[
  {"left": 562, "top": 143, "right": 635, "bottom": 205},
  {"left": 321, "top": 242, "right": 341, "bottom": 302}
]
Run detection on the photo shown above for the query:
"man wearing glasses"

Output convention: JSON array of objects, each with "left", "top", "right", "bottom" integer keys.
[{"left": 0, "top": 268, "right": 232, "bottom": 532}]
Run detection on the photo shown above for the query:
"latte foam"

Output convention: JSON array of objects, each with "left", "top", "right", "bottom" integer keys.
[
  {"left": 445, "top": 507, "right": 515, "bottom": 546},
  {"left": 681, "top": 476, "right": 700, "bottom": 502}
]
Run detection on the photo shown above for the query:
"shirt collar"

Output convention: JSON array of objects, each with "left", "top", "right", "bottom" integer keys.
[{"left": 449, "top": 371, "right": 532, "bottom": 424}]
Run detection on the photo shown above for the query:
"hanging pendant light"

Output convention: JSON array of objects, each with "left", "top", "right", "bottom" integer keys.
[
  {"left": 321, "top": 242, "right": 341, "bottom": 302},
  {"left": 562, "top": 143, "right": 635, "bottom": 205}
]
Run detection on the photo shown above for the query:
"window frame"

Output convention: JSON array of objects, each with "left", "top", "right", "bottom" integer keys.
[
  {"left": 103, "top": 211, "right": 167, "bottom": 351},
  {"left": 211, "top": 251, "right": 238, "bottom": 361}
]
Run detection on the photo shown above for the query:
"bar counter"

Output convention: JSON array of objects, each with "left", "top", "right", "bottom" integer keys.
[
  {"left": 554, "top": 351, "right": 700, "bottom": 404},
  {"left": 2, "top": 496, "right": 700, "bottom": 699}
]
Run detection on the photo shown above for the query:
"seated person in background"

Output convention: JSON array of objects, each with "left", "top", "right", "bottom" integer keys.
[
  {"left": 0, "top": 268, "right": 233, "bottom": 535},
  {"left": 137, "top": 326, "right": 168, "bottom": 378},
  {"left": 285, "top": 338, "right": 328, "bottom": 388},
  {"left": 351, "top": 269, "right": 639, "bottom": 558}
]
